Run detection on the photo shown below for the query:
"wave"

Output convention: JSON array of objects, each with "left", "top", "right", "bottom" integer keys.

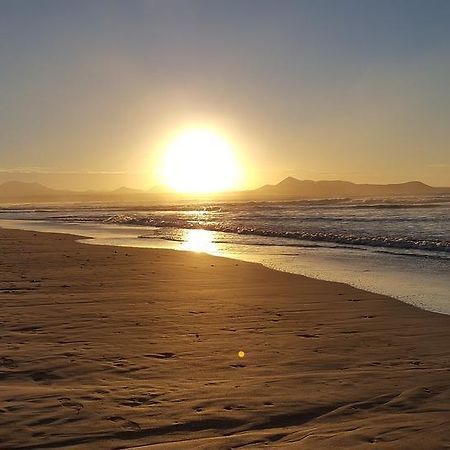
[
  {"left": 1, "top": 195, "right": 448, "bottom": 215},
  {"left": 105, "top": 214, "right": 450, "bottom": 253},
  {"left": 346, "top": 203, "right": 446, "bottom": 209}
]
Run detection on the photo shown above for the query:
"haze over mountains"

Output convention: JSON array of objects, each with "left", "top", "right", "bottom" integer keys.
[{"left": 0, "top": 178, "right": 449, "bottom": 203}]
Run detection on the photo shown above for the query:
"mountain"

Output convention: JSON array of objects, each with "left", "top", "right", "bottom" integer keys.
[
  {"left": 0, "top": 181, "right": 64, "bottom": 199},
  {"left": 147, "top": 185, "right": 172, "bottom": 194},
  {"left": 112, "top": 186, "right": 144, "bottom": 195},
  {"left": 0, "top": 179, "right": 449, "bottom": 203},
  {"left": 252, "top": 177, "right": 450, "bottom": 199},
  {"left": 0, "top": 181, "right": 177, "bottom": 203}
]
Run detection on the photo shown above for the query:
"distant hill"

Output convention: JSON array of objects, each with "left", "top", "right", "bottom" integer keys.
[
  {"left": 0, "top": 181, "right": 175, "bottom": 203},
  {"left": 112, "top": 186, "right": 144, "bottom": 195},
  {"left": 147, "top": 185, "right": 172, "bottom": 194},
  {"left": 252, "top": 177, "right": 450, "bottom": 199},
  {"left": 0, "top": 178, "right": 449, "bottom": 204},
  {"left": 0, "top": 181, "right": 65, "bottom": 199},
  {"left": 0, "top": 181, "right": 142, "bottom": 202}
]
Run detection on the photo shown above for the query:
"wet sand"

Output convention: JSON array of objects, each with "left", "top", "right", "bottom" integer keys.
[{"left": 0, "top": 227, "right": 449, "bottom": 449}]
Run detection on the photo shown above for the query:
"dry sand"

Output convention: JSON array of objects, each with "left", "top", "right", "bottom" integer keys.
[{"left": 0, "top": 227, "right": 449, "bottom": 449}]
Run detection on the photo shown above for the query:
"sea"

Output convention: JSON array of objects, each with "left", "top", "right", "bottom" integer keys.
[{"left": 0, "top": 195, "right": 449, "bottom": 314}]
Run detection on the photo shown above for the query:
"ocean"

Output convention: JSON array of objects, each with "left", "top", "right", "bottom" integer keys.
[{"left": 1, "top": 195, "right": 449, "bottom": 314}]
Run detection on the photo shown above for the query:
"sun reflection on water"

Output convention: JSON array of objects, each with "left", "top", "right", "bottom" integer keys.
[{"left": 181, "top": 229, "right": 218, "bottom": 254}]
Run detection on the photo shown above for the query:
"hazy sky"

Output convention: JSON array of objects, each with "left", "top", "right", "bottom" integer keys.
[{"left": 1, "top": 0, "right": 449, "bottom": 190}]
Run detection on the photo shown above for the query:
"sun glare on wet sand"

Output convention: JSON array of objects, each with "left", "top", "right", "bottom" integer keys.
[
  {"left": 181, "top": 229, "right": 218, "bottom": 254},
  {"left": 162, "top": 128, "right": 241, "bottom": 194}
]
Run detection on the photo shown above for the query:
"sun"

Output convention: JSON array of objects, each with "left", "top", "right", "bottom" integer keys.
[{"left": 162, "top": 128, "right": 240, "bottom": 193}]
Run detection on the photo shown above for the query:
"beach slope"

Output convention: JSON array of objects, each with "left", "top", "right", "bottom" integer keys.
[{"left": 0, "top": 228, "right": 449, "bottom": 449}]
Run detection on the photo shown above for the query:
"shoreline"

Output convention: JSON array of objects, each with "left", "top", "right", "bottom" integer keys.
[
  {"left": 0, "top": 227, "right": 449, "bottom": 448},
  {"left": 1, "top": 218, "right": 449, "bottom": 315}
]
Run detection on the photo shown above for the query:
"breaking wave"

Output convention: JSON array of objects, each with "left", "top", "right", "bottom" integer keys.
[{"left": 105, "top": 214, "right": 449, "bottom": 253}]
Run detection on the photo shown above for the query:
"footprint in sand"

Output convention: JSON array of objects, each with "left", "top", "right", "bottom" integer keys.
[
  {"left": 106, "top": 416, "right": 141, "bottom": 431},
  {"left": 224, "top": 404, "right": 246, "bottom": 411},
  {"left": 230, "top": 363, "right": 245, "bottom": 368},
  {"left": 144, "top": 352, "right": 176, "bottom": 359},
  {"left": 121, "top": 393, "right": 160, "bottom": 407},
  {"left": 30, "top": 370, "right": 60, "bottom": 383},
  {"left": 0, "top": 356, "right": 17, "bottom": 368},
  {"left": 58, "top": 397, "right": 83, "bottom": 414}
]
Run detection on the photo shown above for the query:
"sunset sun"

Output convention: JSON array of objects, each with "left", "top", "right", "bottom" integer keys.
[{"left": 162, "top": 129, "right": 240, "bottom": 193}]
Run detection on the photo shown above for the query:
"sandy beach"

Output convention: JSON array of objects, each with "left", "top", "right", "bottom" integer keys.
[{"left": 0, "top": 227, "right": 449, "bottom": 449}]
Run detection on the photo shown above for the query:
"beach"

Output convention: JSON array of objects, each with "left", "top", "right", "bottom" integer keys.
[
  {"left": 2, "top": 195, "right": 448, "bottom": 315},
  {"left": 0, "top": 227, "right": 449, "bottom": 449}
]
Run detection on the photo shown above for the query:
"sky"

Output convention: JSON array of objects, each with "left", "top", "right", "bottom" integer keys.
[{"left": 0, "top": 0, "right": 449, "bottom": 190}]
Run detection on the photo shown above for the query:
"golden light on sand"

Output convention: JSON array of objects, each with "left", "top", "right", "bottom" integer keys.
[
  {"left": 238, "top": 350, "right": 245, "bottom": 358},
  {"left": 181, "top": 229, "right": 218, "bottom": 254},
  {"left": 162, "top": 128, "right": 240, "bottom": 193}
]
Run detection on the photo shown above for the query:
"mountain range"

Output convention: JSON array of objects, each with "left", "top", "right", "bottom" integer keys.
[
  {"left": 253, "top": 177, "right": 450, "bottom": 198},
  {"left": 0, "top": 178, "right": 449, "bottom": 203}
]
